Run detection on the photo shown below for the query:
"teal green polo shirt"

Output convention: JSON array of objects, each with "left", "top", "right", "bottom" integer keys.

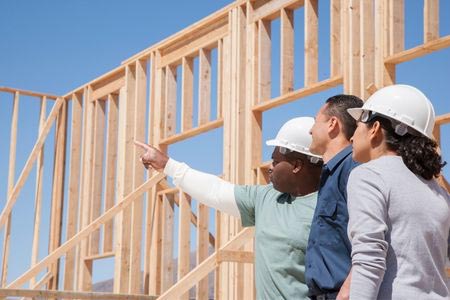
[{"left": 235, "top": 184, "right": 317, "bottom": 299}]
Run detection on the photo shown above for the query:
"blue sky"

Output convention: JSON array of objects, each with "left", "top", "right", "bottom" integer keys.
[{"left": 0, "top": 0, "right": 449, "bottom": 288}]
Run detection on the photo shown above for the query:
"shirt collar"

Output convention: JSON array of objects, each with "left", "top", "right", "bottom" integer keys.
[{"left": 324, "top": 145, "right": 353, "bottom": 172}]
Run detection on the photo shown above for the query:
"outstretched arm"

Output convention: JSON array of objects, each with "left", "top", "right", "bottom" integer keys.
[{"left": 134, "top": 141, "right": 240, "bottom": 217}]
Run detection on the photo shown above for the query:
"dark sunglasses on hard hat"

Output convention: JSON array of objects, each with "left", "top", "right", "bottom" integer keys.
[
  {"left": 358, "top": 110, "right": 377, "bottom": 123},
  {"left": 359, "top": 110, "right": 409, "bottom": 136}
]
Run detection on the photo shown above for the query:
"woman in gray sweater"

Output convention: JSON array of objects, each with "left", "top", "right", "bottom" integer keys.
[{"left": 345, "top": 84, "right": 450, "bottom": 299}]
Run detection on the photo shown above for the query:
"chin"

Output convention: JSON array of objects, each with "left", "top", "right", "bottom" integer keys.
[{"left": 352, "top": 152, "right": 369, "bottom": 163}]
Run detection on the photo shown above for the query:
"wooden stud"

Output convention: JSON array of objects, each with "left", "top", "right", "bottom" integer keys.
[
  {"left": 424, "top": 0, "right": 439, "bottom": 43},
  {"left": 341, "top": 0, "right": 350, "bottom": 92},
  {"left": 196, "top": 203, "right": 209, "bottom": 300},
  {"left": 258, "top": 19, "right": 271, "bottom": 102},
  {"left": 217, "top": 39, "right": 224, "bottom": 119},
  {"left": 114, "top": 64, "right": 137, "bottom": 294},
  {"left": 148, "top": 194, "right": 163, "bottom": 295},
  {"left": 89, "top": 100, "right": 106, "bottom": 256},
  {"left": 330, "top": 0, "right": 341, "bottom": 77},
  {"left": 103, "top": 94, "right": 119, "bottom": 253},
  {"left": 360, "top": 0, "right": 375, "bottom": 100},
  {"left": 305, "top": 0, "right": 319, "bottom": 87},
  {"left": 165, "top": 65, "right": 177, "bottom": 137},
  {"left": 199, "top": 48, "right": 212, "bottom": 126},
  {"left": 374, "top": 0, "right": 395, "bottom": 87},
  {"left": 177, "top": 192, "right": 191, "bottom": 300},
  {"left": 31, "top": 96, "right": 47, "bottom": 287},
  {"left": 280, "top": 8, "right": 294, "bottom": 94},
  {"left": 143, "top": 53, "right": 157, "bottom": 295},
  {"left": 348, "top": 0, "right": 361, "bottom": 96},
  {"left": 78, "top": 87, "right": 95, "bottom": 292},
  {"left": 181, "top": 57, "right": 194, "bottom": 132},
  {"left": 161, "top": 194, "right": 175, "bottom": 292},
  {"left": 1, "top": 91, "right": 19, "bottom": 287},
  {"left": 63, "top": 93, "right": 82, "bottom": 291},
  {"left": 389, "top": 0, "right": 404, "bottom": 55},
  {"left": 129, "top": 59, "right": 148, "bottom": 293},
  {"left": 48, "top": 97, "right": 68, "bottom": 290}
]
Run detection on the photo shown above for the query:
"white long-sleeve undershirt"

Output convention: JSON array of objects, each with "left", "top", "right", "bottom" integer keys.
[{"left": 163, "top": 158, "right": 241, "bottom": 217}]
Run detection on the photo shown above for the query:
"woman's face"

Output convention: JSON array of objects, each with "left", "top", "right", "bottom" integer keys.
[{"left": 351, "top": 121, "right": 372, "bottom": 163}]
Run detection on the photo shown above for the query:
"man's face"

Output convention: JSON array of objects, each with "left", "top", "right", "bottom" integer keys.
[
  {"left": 269, "top": 147, "right": 299, "bottom": 193},
  {"left": 309, "top": 104, "right": 331, "bottom": 155}
]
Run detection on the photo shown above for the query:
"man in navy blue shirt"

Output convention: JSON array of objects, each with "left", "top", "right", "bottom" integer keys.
[{"left": 306, "top": 95, "right": 363, "bottom": 300}]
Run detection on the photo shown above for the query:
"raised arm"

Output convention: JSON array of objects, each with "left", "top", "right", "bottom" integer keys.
[{"left": 134, "top": 141, "right": 240, "bottom": 217}]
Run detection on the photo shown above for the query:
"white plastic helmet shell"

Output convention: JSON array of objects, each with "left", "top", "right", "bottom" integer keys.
[
  {"left": 347, "top": 84, "right": 435, "bottom": 139},
  {"left": 266, "top": 117, "right": 322, "bottom": 159}
]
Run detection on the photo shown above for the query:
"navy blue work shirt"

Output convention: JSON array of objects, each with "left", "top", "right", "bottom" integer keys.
[{"left": 305, "top": 145, "right": 359, "bottom": 296}]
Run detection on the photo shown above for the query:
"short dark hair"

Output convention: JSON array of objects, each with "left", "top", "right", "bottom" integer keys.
[{"left": 324, "top": 94, "right": 364, "bottom": 140}]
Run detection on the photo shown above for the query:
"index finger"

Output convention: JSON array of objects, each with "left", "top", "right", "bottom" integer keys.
[{"left": 134, "top": 140, "right": 152, "bottom": 151}]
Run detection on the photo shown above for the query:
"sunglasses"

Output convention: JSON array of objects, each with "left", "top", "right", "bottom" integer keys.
[{"left": 358, "top": 110, "right": 408, "bottom": 136}]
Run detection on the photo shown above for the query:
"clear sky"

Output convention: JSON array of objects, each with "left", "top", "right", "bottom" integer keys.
[{"left": 0, "top": 0, "right": 449, "bottom": 289}]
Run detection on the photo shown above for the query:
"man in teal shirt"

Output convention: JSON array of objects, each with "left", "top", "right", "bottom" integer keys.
[{"left": 135, "top": 117, "right": 322, "bottom": 299}]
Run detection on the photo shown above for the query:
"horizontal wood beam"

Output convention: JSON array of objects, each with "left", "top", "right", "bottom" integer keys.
[
  {"left": 160, "top": 24, "right": 227, "bottom": 67},
  {"left": 251, "top": 0, "right": 303, "bottom": 23},
  {"left": 0, "top": 87, "right": 59, "bottom": 99},
  {"left": 122, "top": 3, "right": 236, "bottom": 64},
  {"left": 384, "top": 35, "right": 450, "bottom": 64},
  {"left": 160, "top": 119, "right": 223, "bottom": 145},
  {"left": 91, "top": 76, "right": 125, "bottom": 100},
  {"left": 84, "top": 251, "right": 115, "bottom": 261},
  {"left": 63, "top": 65, "right": 127, "bottom": 98},
  {"left": 436, "top": 113, "right": 450, "bottom": 125},
  {"left": 217, "top": 250, "right": 254, "bottom": 264},
  {"left": 0, "top": 289, "right": 157, "bottom": 300},
  {"left": 7, "top": 173, "right": 165, "bottom": 289},
  {"left": 252, "top": 76, "right": 343, "bottom": 112}
]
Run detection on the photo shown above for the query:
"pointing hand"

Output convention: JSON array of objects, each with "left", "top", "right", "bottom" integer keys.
[{"left": 134, "top": 141, "right": 169, "bottom": 171}]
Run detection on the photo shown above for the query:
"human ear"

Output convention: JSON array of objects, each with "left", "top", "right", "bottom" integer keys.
[
  {"left": 370, "top": 121, "right": 383, "bottom": 143},
  {"left": 328, "top": 116, "right": 339, "bottom": 133}
]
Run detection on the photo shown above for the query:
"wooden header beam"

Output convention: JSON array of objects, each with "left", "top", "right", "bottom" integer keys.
[
  {"left": 0, "top": 289, "right": 157, "bottom": 300},
  {"left": 0, "top": 87, "right": 59, "bottom": 99}
]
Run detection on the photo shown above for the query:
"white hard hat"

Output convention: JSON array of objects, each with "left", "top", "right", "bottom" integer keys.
[
  {"left": 266, "top": 117, "right": 322, "bottom": 160},
  {"left": 347, "top": 84, "right": 435, "bottom": 139}
]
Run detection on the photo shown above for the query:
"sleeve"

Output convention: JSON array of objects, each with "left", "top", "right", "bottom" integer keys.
[
  {"left": 346, "top": 165, "right": 389, "bottom": 300},
  {"left": 233, "top": 185, "right": 262, "bottom": 227},
  {"left": 164, "top": 158, "right": 240, "bottom": 218}
]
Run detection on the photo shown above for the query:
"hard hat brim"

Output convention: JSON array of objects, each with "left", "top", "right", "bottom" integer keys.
[
  {"left": 347, "top": 107, "right": 363, "bottom": 121},
  {"left": 265, "top": 139, "right": 322, "bottom": 159}
]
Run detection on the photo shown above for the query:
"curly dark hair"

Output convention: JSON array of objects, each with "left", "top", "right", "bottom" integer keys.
[
  {"left": 367, "top": 117, "right": 446, "bottom": 180},
  {"left": 324, "top": 94, "right": 364, "bottom": 140}
]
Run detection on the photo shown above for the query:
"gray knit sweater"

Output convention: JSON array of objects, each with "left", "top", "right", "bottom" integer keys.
[{"left": 347, "top": 155, "right": 450, "bottom": 299}]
